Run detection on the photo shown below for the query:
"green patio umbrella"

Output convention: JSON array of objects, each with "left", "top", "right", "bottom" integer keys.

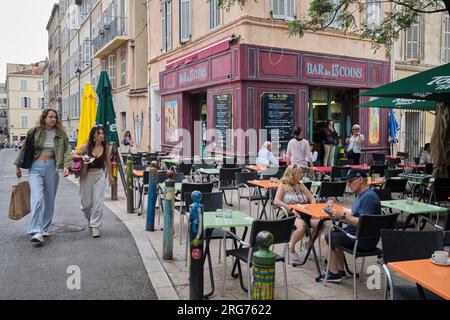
[
  {"left": 95, "top": 71, "right": 119, "bottom": 144},
  {"left": 360, "top": 62, "right": 450, "bottom": 102},
  {"left": 356, "top": 97, "right": 436, "bottom": 111}
]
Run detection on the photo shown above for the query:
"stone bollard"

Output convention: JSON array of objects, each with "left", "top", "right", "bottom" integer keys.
[
  {"left": 126, "top": 156, "right": 134, "bottom": 214},
  {"left": 162, "top": 170, "right": 175, "bottom": 260},
  {"left": 189, "top": 191, "right": 204, "bottom": 300},
  {"left": 252, "top": 231, "right": 276, "bottom": 300},
  {"left": 146, "top": 161, "right": 159, "bottom": 231}
]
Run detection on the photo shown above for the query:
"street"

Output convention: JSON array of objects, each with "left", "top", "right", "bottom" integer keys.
[{"left": 0, "top": 149, "right": 157, "bottom": 300}]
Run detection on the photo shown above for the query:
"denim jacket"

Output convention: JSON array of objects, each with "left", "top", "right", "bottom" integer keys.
[{"left": 14, "top": 126, "right": 73, "bottom": 169}]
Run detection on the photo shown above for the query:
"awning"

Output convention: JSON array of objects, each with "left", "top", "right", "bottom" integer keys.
[
  {"left": 165, "top": 34, "right": 235, "bottom": 70},
  {"left": 356, "top": 97, "right": 436, "bottom": 111},
  {"left": 359, "top": 62, "right": 450, "bottom": 102}
]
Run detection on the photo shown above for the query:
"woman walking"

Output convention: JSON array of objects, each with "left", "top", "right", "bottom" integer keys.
[
  {"left": 321, "top": 121, "right": 338, "bottom": 167},
  {"left": 15, "top": 108, "right": 72, "bottom": 243},
  {"left": 72, "top": 126, "right": 114, "bottom": 238}
]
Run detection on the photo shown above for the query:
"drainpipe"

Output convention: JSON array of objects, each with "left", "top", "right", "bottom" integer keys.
[{"left": 147, "top": 0, "right": 152, "bottom": 152}]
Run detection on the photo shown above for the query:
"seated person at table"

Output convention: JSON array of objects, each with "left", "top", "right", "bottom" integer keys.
[
  {"left": 419, "top": 143, "right": 432, "bottom": 165},
  {"left": 256, "top": 141, "right": 279, "bottom": 166},
  {"left": 274, "top": 164, "right": 317, "bottom": 264},
  {"left": 320, "top": 169, "right": 381, "bottom": 283},
  {"left": 310, "top": 143, "right": 318, "bottom": 163}
]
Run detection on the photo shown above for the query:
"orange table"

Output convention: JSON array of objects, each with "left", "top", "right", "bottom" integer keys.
[
  {"left": 397, "top": 163, "right": 426, "bottom": 169},
  {"left": 288, "top": 203, "right": 345, "bottom": 278},
  {"left": 246, "top": 165, "right": 267, "bottom": 172},
  {"left": 133, "top": 170, "right": 144, "bottom": 177},
  {"left": 386, "top": 155, "right": 403, "bottom": 159},
  {"left": 368, "top": 177, "right": 384, "bottom": 186},
  {"left": 388, "top": 259, "right": 450, "bottom": 300},
  {"left": 307, "top": 166, "right": 332, "bottom": 173},
  {"left": 349, "top": 164, "right": 371, "bottom": 171},
  {"left": 247, "top": 179, "right": 280, "bottom": 219}
]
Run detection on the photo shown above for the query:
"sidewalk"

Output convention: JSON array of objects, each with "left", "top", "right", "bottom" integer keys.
[{"left": 91, "top": 178, "right": 411, "bottom": 300}]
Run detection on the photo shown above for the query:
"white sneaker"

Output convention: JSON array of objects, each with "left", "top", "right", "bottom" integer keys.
[
  {"left": 91, "top": 228, "right": 100, "bottom": 238},
  {"left": 289, "top": 251, "right": 301, "bottom": 265},
  {"left": 30, "top": 233, "right": 44, "bottom": 243},
  {"left": 43, "top": 231, "right": 50, "bottom": 237}
]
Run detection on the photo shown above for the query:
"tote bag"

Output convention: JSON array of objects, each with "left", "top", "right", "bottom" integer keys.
[{"left": 8, "top": 180, "right": 31, "bottom": 220}]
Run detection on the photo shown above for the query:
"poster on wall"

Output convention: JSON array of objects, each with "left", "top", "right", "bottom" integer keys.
[
  {"left": 214, "top": 94, "right": 233, "bottom": 149},
  {"left": 165, "top": 100, "right": 178, "bottom": 143},
  {"left": 369, "top": 107, "right": 380, "bottom": 144},
  {"left": 261, "top": 93, "right": 295, "bottom": 152}
]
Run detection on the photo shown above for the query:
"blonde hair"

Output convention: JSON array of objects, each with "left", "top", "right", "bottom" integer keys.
[{"left": 281, "top": 164, "right": 303, "bottom": 188}]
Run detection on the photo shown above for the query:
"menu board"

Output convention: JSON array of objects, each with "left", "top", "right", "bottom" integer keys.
[
  {"left": 261, "top": 93, "right": 295, "bottom": 152},
  {"left": 214, "top": 94, "right": 233, "bottom": 149}
]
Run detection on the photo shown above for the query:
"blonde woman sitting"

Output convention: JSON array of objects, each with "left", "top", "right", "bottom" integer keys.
[{"left": 274, "top": 164, "right": 318, "bottom": 264}]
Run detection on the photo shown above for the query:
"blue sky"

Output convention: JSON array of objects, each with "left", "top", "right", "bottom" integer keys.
[{"left": 0, "top": 0, "right": 55, "bottom": 81}]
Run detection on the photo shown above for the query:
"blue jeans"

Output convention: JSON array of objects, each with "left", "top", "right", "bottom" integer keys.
[{"left": 27, "top": 160, "right": 59, "bottom": 235}]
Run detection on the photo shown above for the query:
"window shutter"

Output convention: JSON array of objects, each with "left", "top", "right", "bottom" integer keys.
[
  {"left": 180, "top": 0, "right": 191, "bottom": 42},
  {"left": 287, "top": 0, "right": 295, "bottom": 18},
  {"left": 167, "top": 2, "right": 172, "bottom": 50},
  {"left": 161, "top": 3, "right": 166, "bottom": 51}
]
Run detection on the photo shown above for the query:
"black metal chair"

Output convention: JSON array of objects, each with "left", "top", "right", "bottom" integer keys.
[
  {"left": 329, "top": 166, "right": 349, "bottom": 182},
  {"left": 324, "top": 213, "right": 399, "bottom": 300},
  {"left": 175, "top": 182, "right": 214, "bottom": 244},
  {"left": 387, "top": 157, "right": 401, "bottom": 168},
  {"left": 373, "top": 188, "right": 392, "bottom": 201},
  {"left": 177, "top": 162, "right": 193, "bottom": 178},
  {"left": 372, "top": 153, "right": 386, "bottom": 165},
  {"left": 370, "top": 164, "right": 388, "bottom": 177},
  {"left": 418, "top": 209, "right": 450, "bottom": 246},
  {"left": 218, "top": 167, "right": 242, "bottom": 206},
  {"left": 397, "top": 152, "right": 409, "bottom": 159},
  {"left": 413, "top": 157, "right": 420, "bottom": 165},
  {"left": 336, "top": 159, "right": 354, "bottom": 166},
  {"left": 221, "top": 216, "right": 296, "bottom": 299},
  {"left": 235, "top": 171, "right": 267, "bottom": 218},
  {"left": 384, "top": 169, "right": 403, "bottom": 179},
  {"left": 383, "top": 178, "right": 408, "bottom": 196},
  {"left": 316, "top": 181, "right": 347, "bottom": 203},
  {"left": 424, "top": 163, "right": 433, "bottom": 175},
  {"left": 380, "top": 230, "right": 444, "bottom": 300}
]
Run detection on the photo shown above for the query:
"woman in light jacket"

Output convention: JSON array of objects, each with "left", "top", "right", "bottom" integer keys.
[{"left": 15, "top": 108, "right": 72, "bottom": 244}]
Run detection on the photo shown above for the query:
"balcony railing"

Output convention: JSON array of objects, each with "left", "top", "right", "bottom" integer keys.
[{"left": 93, "top": 17, "right": 128, "bottom": 58}]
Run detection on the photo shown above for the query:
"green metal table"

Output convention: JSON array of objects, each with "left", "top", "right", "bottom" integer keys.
[
  {"left": 158, "top": 182, "right": 182, "bottom": 192},
  {"left": 381, "top": 200, "right": 447, "bottom": 230},
  {"left": 203, "top": 210, "right": 254, "bottom": 298}
]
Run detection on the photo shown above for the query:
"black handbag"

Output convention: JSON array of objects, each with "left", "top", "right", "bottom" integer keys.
[{"left": 18, "top": 129, "right": 37, "bottom": 169}]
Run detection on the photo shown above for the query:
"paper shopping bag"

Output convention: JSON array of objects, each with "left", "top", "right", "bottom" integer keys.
[{"left": 8, "top": 181, "right": 31, "bottom": 220}]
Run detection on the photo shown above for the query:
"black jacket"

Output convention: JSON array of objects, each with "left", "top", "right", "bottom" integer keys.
[{"left": 321, "top": 128, "right": 338, "bottom": 145}]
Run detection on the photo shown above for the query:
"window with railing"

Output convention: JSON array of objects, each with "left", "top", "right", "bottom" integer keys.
[
  {"left": 365, "top": 0, "right": 382, "bottom": 30},
  {"left": 179, "top": 0, "right": 191, "bottom": 43},
  {"left": 21, "top": 97, "right": 31, "bottom": 108},
  {"left": 161, "top": 1, "right": 172, "bottom": 52}
]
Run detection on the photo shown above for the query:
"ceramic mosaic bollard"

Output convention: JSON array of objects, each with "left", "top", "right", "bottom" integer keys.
[
  {"left": 126, "top": 157, "right": 134, "bottom": 213},
  {"left": 252, "top": 231, "right": 276, "bottom": 300},
  {"left": 189, "top": 191, "right": 204, "bottom": 300},
  {"left": 163, "top": 170, "right": 175, "bottom": 260},
  {"left": 146, "top": 161, "right": 158, "bottom": 231}
]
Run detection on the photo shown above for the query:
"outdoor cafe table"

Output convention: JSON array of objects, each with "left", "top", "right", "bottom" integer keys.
[
  {"left": 381, "top": 200, "right": 448, "bottom": 230},
  {"left": 203, "top": 210, "right": 254, "bottom": 298},
  {"left": 247, "top": 179, "right": 280, "bottom": 219},
  {"left": 289, "top": 203, "right": 345, "bottom": 281},
  {"left": 386, "top": 155, "right": 403, "bottom": 159},
  {"left": 158, "top": 182, "right": 182, "bottom": 193},
  {"left": 246, "top": 165, "right": 267, "bottom": 172},
  {"left": 388, "top": 259, "right": 450, "bottom": 300},
  {"left": 196, "top": 168, "right": 220, "bottom": 182},
  {"left": 348, "top": 164, "right": 371, "bottom": 171}
]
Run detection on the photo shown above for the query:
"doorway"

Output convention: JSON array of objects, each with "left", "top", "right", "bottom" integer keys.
[{"left": 189, "top": 92, "right": 207, "bottom": 157}]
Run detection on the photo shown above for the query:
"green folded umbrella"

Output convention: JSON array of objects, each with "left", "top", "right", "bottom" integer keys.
[
  {"left": 95, "top": 71, "right": 120, "bottom": 144},
  {"left": 356, "top": 97, "right": 436, "bottom": 111},
  {"left": 360, "top": 62, "right": 450, "bottom": 103}
]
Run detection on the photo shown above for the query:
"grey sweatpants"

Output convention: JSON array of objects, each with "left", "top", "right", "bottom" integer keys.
[{"left": 79, "top": 170, "right": 106, "bottom": 228}]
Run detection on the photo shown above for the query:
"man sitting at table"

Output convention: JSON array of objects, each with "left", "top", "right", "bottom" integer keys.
[
  {"left": 419, "top": 143, "right": 432, "bottom": 165},
  {"left": 319, "top": 168, "right": 381, "bottom": 283},
  {"left": 256, "top": 141, "right": 279, "bottom": 167},
  {"left": 274, "top": 164, "right": 317, "bottom": 264}
]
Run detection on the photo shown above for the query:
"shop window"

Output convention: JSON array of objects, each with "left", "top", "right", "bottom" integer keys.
[
  {"left": 161, "top": 1, "right": 172, "bottom": 52},
  {"left": 272, "top": 0, "right": 295, "bottom": 20},
  {"left": 179, "top": 0, "right": 191, "bottom": 43}
]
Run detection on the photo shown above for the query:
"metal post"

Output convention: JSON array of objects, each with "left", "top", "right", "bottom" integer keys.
[
  {"left": 146, "top": 161, "right": 158, "bottom": 231},
  {"left": 189, "top": 191, "right": 204, "bottom": 300},
  {"left": 126, "top": 156, "right": 134, "bottom": 213},
  {"left": 163, "top": 170, "right": 175, "bottom": 260},
  {"left": 252, "top": 231, "right": 276, "bottom": 300},
  {"left": 111, "top": 144, "right": 118, "bottom": 201}
]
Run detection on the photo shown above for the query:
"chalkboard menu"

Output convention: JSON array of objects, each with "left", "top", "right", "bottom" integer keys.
[
  {"left": 261, "top": 93, "right": 295, "bottom": 152},
  {"left": 214, "top": 94, "right": 233, "bottom": 149}
]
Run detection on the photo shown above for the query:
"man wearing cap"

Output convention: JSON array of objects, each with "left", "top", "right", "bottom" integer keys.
[{"left": 319, "top": 168, "right": 381, "bottom": 283}]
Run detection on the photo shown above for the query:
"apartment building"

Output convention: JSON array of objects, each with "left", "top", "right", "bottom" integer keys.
[
  {"left": 0, "top": 83, "right": 7, "bottom": 143},
  {"left": 393, "top": 12, "right": 449, "bottom": 159},
  {"left": 147, "top": 0, "right": 392, "bottom": 162},
  {"left": 46, "top": 3, "right": 63, "bottom": 114},
  {"left": 57, "top": 0, "right": 148, "bottom": 150},
  {"left": 6, "top": 62, "right": 46, "bottom": 142}
]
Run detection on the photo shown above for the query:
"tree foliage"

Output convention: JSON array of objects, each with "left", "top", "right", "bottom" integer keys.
[{"left": 215, "top": 0, "right": 450, "bottom": 54}]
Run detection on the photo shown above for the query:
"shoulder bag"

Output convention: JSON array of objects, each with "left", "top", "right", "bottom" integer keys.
[{"left": 18, "top": 128, "right": 37, "bottom": 169}]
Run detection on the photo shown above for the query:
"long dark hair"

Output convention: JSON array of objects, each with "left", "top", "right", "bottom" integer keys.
[
  {"left": 87, "top": 125, "right": 107, "bottom": 154},
  {"left": 38, "top": 108, "right": 64, "bottom": 131}
]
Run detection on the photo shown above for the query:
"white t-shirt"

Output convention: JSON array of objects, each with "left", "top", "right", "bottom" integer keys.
[
  {"left": 348, "top": 134, "right": 365, "bottom": 153},
  {"left": 286, "top": 138, "right": 312, "bottom": 167}
]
